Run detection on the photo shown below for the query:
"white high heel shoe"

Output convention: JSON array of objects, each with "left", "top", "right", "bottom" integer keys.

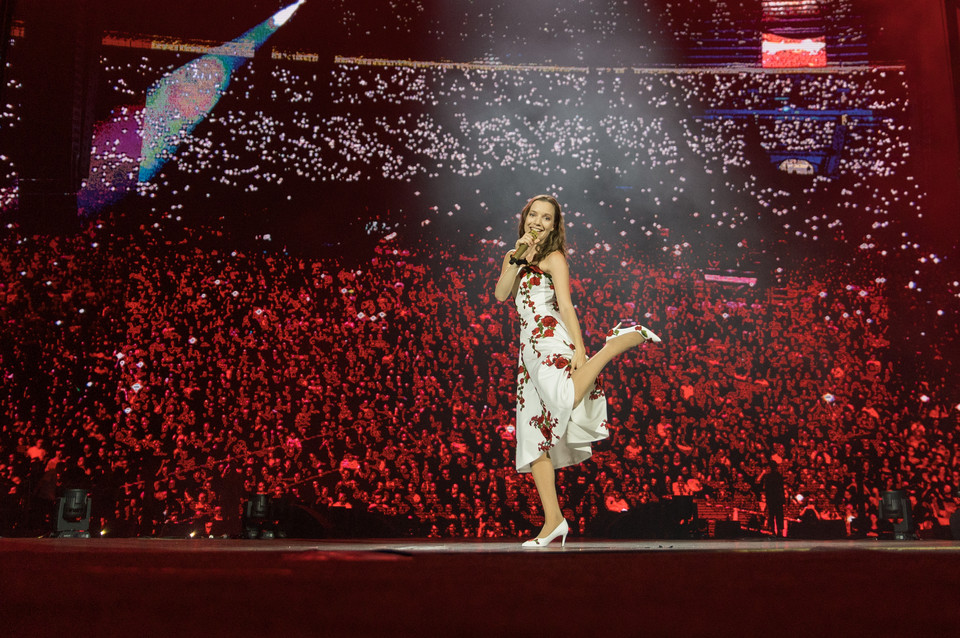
[
  {"left": 605, "top": 321, "right": 661, "bottom": 344},
  {"left": 522, "top": 519, "right": 569, "bottom": 548}
]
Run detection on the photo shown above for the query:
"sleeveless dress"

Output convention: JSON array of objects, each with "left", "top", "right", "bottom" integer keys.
[{"left": 514, "top": 265, "right": 609, "bottom": 473}]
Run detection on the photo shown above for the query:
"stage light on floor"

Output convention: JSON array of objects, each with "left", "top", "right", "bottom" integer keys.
[
  {"left": 879, "top": 489, "right": 915, "bottom": 540},
  {"left": 55, "top": 488, "right": 92, "bottom": 538},
  {"left": 243, "top": 493, "right": 275, "bottom": 539}
]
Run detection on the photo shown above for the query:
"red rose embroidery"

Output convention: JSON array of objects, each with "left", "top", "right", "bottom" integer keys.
[{"left": 543, "top": 354, "right": 571, "bottom": 371}]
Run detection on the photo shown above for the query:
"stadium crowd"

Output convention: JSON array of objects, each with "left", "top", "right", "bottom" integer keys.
[
  {"left": 71, "top": 54, "right": 924, "bottom": 262},
  {"left": 0, "top": 205, "right": 956, "bottom": 538}
]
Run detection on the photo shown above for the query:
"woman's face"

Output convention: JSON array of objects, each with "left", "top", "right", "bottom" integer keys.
[{"left": 524, "top": 199, "right": 556, "bottom": 238}]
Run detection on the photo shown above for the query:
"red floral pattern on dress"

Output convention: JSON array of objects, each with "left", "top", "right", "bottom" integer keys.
[
  {"left": 589, "top": 375, "right": 604, "bottom": 400},
  {"left": 543, "top": 353, "right": 571, "bottom": 373},
  {"left": 516, "top": 360, "right": 531, "bottom": 410},
  {"left": 530, "top": 405, "right": 560, "bottom": 452},
  {"left": 517, "top": 267, "right": 546, "bottom": 313},
  {"left": 514, "top": 263, "right": 608, "bottom": 468}
]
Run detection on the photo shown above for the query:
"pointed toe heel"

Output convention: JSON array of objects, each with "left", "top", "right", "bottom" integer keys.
[
  {"left": 521, "top": 519, "right": 569, "bottom": 548},
  {"left": 605, "top": 321, "right": 661, "bottom": 344}
]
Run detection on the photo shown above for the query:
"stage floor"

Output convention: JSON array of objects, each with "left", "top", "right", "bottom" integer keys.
[
  {"left": 3, "top": 537, "right": 959, "bottom": 637},
  {"left": 3, "top": 536, "right": 959, "bottom": 554}
]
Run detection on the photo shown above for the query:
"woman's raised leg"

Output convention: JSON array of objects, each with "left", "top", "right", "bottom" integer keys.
[{"left": 570, "top": 331, "right": 646, "bottom": 408}]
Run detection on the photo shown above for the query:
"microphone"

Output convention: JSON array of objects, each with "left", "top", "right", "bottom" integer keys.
[{"left": 510, "top": 230, "right": 538, "bottom": 265}]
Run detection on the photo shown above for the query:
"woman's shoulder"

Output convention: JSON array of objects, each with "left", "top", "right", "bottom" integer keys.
[{"left": 536, "top": 250, "right": 567, "bottom": 274}]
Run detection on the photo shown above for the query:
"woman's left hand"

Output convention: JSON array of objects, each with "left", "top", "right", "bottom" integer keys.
[{"left": 571, "top": 346, "right": 587, "bottom": 371}]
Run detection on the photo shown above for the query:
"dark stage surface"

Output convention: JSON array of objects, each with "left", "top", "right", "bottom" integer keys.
[{"left": 2, "top": 538, "right": 959, "bottom": 637}]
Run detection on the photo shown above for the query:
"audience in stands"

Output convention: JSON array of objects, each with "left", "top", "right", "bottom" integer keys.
[{"left": 1, "top": 206, "right": 956, "bottom": 538}]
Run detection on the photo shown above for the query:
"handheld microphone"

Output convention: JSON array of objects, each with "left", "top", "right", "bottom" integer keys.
[{"left": 510, "top": 230, "right": 538, "bottom": 265}]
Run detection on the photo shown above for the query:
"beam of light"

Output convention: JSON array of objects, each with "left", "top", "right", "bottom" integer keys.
[
  {"left": 79, "top": 2, "right": 305, "bottom": 213},
  {"left": 78, "top": 105, "right": 145, "bottom": 214},
  {"left": 140, "top": 0, "right": 305, "bottom": 182}
]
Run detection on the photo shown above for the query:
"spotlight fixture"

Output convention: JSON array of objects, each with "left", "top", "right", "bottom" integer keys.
[
  {"left": 54, "top": 488, "right": 92, "bottom": 538},
  {"left": 878, "top": 489, "right": 915, "bottom": 541},
  {"left": 243, "top": 493, "right": 276, "bottom": 539}
]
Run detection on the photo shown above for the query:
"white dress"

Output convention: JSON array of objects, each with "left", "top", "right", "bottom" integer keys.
[{"left": 514, "top": 265, "right": 609, "bottom": 473}]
